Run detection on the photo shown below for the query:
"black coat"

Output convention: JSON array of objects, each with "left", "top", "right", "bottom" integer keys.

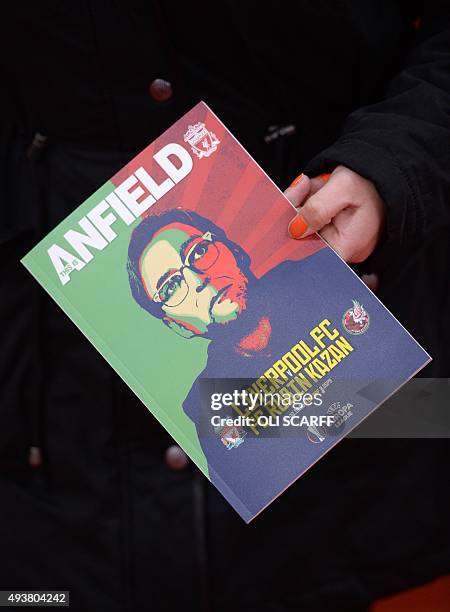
[{"left": 1, "top": 2, "right": 449, "bottom": 611}]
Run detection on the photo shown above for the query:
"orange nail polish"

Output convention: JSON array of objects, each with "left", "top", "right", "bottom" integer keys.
[
  {"left": 288, "top": 214, "right": 308, "bottom": 239},
  {"left": 290, "top": 173, "right": 304, "bottom": 187},
  {"left": 320, "top": 172, "right": 331, "bottom": 182}
]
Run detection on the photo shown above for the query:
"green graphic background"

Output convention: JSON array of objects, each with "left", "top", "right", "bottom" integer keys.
[{"left": 22, "top": 179, "right": 210, "bottom": 477}]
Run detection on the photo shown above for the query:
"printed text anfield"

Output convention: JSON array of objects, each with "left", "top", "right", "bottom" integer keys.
[{"left": 48, "top": 143, "right": 193, "bottom": 285}]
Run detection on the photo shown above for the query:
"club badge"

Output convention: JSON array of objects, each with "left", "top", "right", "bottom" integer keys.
[
  {"left": 342, "top": 299, "right": 370, "bottom": 335},
  {"left": 217, "top": 425, "right": 246, "bottom": 450},
  {"left": 184, "top": 122, "right": 220, "bottom": 159}
]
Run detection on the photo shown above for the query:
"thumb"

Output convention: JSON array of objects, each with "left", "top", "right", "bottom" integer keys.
[
  {"left": 288, "top": 179, "right": 344, "bottom": 239},
  {"left": 284, "top": 173, "right": 311, "bottom": 209}
]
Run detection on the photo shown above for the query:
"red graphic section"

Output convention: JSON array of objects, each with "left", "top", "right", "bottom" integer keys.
[{"left": 111, "top": 102, "right": 325, "bottom": 277}]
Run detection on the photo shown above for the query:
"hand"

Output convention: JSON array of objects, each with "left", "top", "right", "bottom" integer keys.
[{"left": 284, "top": 165, "right": 386, "bottom": 263}]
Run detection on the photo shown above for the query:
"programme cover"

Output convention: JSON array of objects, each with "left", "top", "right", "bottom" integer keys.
[{"left": 22, "top": 101, "right": 431, "bottom": 522}]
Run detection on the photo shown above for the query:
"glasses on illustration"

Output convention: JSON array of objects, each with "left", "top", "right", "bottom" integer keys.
[{"left": 152, "top": 232, "right": 220, "bottom": 307}]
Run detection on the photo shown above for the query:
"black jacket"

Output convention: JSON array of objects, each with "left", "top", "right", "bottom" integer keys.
[{"left": 1, "top": 2, "right": 449, "bottom": 611}]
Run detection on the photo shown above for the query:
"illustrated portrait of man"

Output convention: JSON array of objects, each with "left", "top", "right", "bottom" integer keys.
[{"left": 127, "top": 208, "right": 256, "bottom": 345}]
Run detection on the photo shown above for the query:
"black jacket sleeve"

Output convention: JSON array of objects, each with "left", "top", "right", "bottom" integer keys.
[{"left": 304, "top": 3, "right": 450, "bottom": 256}]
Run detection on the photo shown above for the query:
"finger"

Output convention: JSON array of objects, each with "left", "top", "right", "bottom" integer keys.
[
  {"left": 287, "top": 176, "right": 324, "bottom": 238},
  {"left": 284, "top": 173, "right": 311, "bottom": 209},
  {"left": 309, "top": 176, "right": 326, "bottom": 195},
  {"left": 301, "top": 184, "right": 348, "bottom": 231},
  {"left": 299, "top": 174, "right": 334, "bottom": 234},
  {"left": 288, "top": 180, "right": 347, "bottom": 239},
  {"left": 286, "top": 171, "right": 329, "bottom": 206},
  {"left": 361, "top": 273, "right": 379, "bottom": 293},
  {"left": 319, "top": 222, "right": 363, "bottom": 263},
  {"left": 317, "top": 223, "right": 350, "bottom": 260},
  {"left": 287, "top": 172, "right": 335, "bottom": 239}
]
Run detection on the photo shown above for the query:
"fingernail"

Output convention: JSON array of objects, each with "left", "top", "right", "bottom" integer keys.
[
  {"left": 320, "top": 172, "right": 331, "bottom": 182},
  {"left": 290, "top": 173, "right": 304, "bottom": 187},
  {"left": 288, "top": 214, "right": 308, "bottom": 239}
]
